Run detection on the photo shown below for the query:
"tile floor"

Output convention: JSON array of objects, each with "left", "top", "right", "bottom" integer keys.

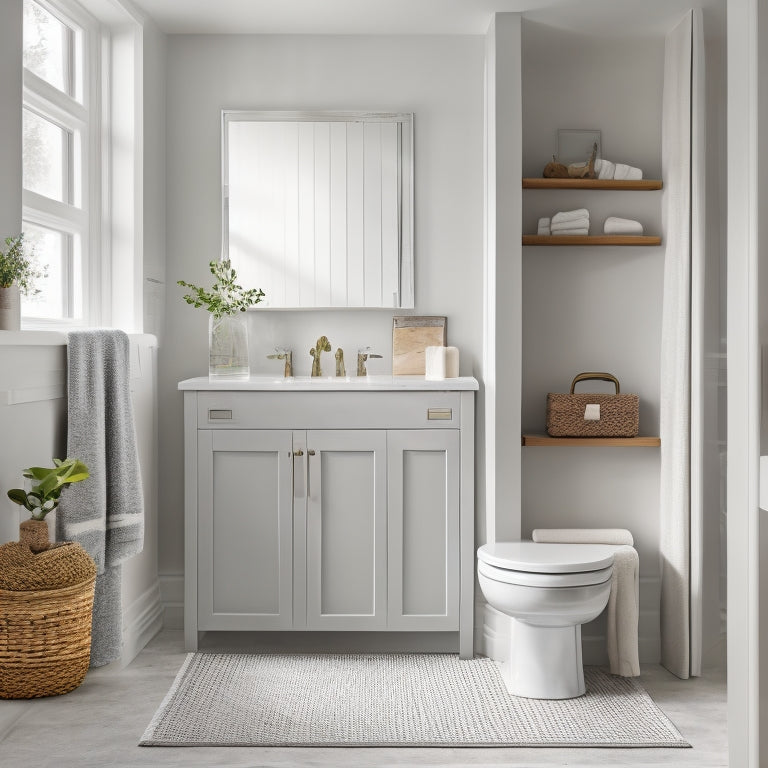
[{"left": 0, "top": 629, "right": 727, "bottom": 768}]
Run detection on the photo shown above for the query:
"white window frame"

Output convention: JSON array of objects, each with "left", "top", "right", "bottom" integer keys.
[{"left": 21, "top": 0, "right": 103, "bottom": 328}]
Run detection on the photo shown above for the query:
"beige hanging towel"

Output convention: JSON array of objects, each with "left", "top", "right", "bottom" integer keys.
[{"left": 531, "top": 528, "right": 640, "bottom": 677}]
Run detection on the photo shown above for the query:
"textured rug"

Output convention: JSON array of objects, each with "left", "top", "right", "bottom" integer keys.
[{"left": 140, "top": 653, "right": 690, "bottom": 747}]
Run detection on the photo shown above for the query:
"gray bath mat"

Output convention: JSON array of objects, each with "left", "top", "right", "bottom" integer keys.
[{"left": 140, "top": 653, "right": 689, "bottom": 747}]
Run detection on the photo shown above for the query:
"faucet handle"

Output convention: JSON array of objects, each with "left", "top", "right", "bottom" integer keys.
[
  {"left": 356, "top": 347, "right": 383, "bottom": 376},
  {"left": 267, "top": 347, "right": 293, "bottom": 377}
]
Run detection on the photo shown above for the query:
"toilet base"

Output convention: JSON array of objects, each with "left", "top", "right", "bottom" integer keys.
[{"left": 500, "top": 619, "right": 586, "bottom": 699}]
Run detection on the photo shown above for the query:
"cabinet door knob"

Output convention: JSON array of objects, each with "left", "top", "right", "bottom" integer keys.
[
  {"left": 308, "top": 449, "right": 316, "bottom": 456},
  {"left": 293, "top": 449, "right": 304, "bottom": 457}
]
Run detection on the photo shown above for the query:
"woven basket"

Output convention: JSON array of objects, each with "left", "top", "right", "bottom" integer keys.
[
  {"left": 546, "top": 372, "right": 639, "bottom": 438},
  {"left": 0, "top": 575, "right": 96, "bottom": 699},
  {"left": 0, "top": 534, "right": 96, "bottom": 700}
]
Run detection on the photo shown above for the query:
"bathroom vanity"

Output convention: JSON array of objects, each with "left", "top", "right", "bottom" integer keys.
[{"left": 179, "top": 375, "right": 478, "bottom": 657}]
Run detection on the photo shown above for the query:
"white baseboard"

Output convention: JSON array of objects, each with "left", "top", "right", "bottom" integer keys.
[
  {"left": 121, "top": 580, "right": 163, "bottom": 667},
  {"left": 159, "top": 572, "right": 184, "bottom": 630}
]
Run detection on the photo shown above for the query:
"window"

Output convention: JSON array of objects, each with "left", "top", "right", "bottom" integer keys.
[{"left": 22, "top": 0, "right": 97, "bottom": 326}]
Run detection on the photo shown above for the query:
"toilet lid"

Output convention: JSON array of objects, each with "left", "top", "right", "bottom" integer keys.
[{"left": 477, "top": 542, "right": 615, "bottom": 573}]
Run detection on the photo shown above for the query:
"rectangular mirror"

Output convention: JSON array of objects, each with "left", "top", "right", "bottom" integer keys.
[{"left": 223, "top": 111, "right": 414, "bottom": 309}]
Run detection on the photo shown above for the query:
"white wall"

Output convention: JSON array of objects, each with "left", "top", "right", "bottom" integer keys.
[{"left": 159, "top": 34, "right": 485, "bottom": 601}]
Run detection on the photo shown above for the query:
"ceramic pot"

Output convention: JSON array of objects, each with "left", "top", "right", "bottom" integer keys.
[
  {"left": 19, "top": 519, "right": 50, "bottom": 553},
  {"left": 209, "top": 312, "right": 249, "bottom": 379},
  {"left": 0, "top": 285, "right": 21, "bottom": 331}
]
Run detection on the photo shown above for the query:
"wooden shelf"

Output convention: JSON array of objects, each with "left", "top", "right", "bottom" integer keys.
[
  {"left": 522, "top": 434, "right": 661, "bottom": 447},
  {"left": 523, "top": 234, "right": 661, "bottom": 246},
  {"left": 522, "top": 178, "right": 663, "bottom": 190}
]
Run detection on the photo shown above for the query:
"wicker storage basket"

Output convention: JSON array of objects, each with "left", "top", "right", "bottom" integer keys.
[
  {"left": 546, "top": 372, "right": 639, "bottom": 438},
  {"left": 0, "top": 540, "right": 96, "bottom": 699}
]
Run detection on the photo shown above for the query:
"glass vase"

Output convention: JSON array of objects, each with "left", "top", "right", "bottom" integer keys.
[{"left": 209, "top": 312, "right": 249, "bottom": 379}]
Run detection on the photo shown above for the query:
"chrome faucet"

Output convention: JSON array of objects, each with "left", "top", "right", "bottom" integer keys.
[
  {"left": 335, "top": 348, "right": 346, "bottom": 377},
  {"left": 357, "top": 347, "right": 383, "bottom": 376},
  {"left": 310, "top": 335, "right": 331, "bottom": 377},
  {"left": 267, "top": 347, "right": 293, "bottom": 377}
]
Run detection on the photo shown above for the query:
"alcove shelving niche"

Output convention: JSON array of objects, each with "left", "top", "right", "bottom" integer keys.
[{"left": 522, "top": 177, "right": 663, "bottom": 246}]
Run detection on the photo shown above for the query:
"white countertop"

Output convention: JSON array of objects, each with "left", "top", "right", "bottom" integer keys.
[{"left": 178, "top": 374, "right": 479, "bottom": 391}]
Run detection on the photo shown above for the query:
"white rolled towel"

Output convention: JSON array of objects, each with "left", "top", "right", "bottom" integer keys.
[
  {"left": 537, "top": 217, "right": 551, "bottom": 235},
  {"left": 532, "top": 527, "right": 640, "bottom": 678},
  {"left": 613, "top": 163, "right": 643, "bottom": 180},
  {"left": 550, "top": 227, "right": 589, "bottom": 236},
  {"left": 551, "top": 208, "right": 590, "bottom": 225},
  {"left": 551, "top": 217, "right": 589, "bottom": 232},
  {"left": 532, "top": 528, "right": 633, "bottom": 545},
  {"left": 595, "top": 158, "right": 615, "bottom": 179},
  {"left": 604, "top": 216, "right": 643, "bottom": 235}
]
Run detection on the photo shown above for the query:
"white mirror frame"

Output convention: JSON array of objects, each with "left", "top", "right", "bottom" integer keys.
[{"left": 222, "top": 110, "right": 414, "bottom": 309}]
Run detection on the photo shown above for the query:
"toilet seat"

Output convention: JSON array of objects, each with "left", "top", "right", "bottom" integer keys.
[
  {"left": 477, "top": 541, "right": 616, "bottom": 573},
  {"left": 478, "top": 560, "right": 613, "bottom": 588}
]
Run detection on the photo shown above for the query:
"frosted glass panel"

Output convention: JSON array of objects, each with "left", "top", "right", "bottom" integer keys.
[
  {"left": 23, "top": 0, "right": 73, "bottom": 95},
  {"left": 224, "top": 111, "right": 413, "bottom": 309},
  {"left": 23, "top": 109, "right": 69, "bottom": 202}
]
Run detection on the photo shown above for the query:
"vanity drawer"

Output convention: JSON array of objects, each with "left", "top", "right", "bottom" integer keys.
[{"left": 194, "top": 390, "right": 463, "bottom": 430}]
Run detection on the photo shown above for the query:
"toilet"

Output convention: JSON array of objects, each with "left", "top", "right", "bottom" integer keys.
[{"left": 477, "top": 541, "right": 615, "bottom": 700}]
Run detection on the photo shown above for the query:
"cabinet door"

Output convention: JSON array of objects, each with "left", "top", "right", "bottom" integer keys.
[
  {"left": 198, "top": 430, "right": 294, "bottom": 630},
  {"left": 387, "top": 430, "right": 460, "bottom": 630},
  {"left": 305, "top": 430, "right": 387, "bottom": 629}
]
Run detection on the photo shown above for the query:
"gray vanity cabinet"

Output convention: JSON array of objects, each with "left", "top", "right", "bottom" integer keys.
[
  {"left": 304, "top": 430, "right": 387, "bottom": 630},
  {"left": 387, "top": 430, "right": 460, "bottom": 630},
  {"left": 181, "top": 377, "right": 477, "bottom": 657},
  {"left": 197, "top": 429, "right": 294, "bottom": 631}
]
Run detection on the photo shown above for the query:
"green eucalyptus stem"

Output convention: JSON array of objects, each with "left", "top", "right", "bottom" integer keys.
[{"left": 178, "top": 260, "right": 265, "bottom": 319}]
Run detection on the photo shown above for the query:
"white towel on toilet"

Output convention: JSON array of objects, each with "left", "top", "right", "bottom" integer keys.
[{"left": 531, "top": 528, "right": 640, "bottom": 678}]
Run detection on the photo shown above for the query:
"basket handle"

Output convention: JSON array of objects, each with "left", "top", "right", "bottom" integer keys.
[{"left": 569, "top": 372, "right": 621, "bottom": 394}]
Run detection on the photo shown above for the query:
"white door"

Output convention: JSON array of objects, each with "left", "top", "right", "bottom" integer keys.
[
  {"left": 305, "top": 430, "right": 387, "bottom": 629},
  {"left": 198, "top": 429, "right": 294, "bottom": 630},
  {"left": 387, "top": 430, "right": 460, "bottom": 630}
]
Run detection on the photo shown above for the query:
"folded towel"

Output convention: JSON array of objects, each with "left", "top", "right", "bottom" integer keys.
[
  {"left": 551, "top": 217, "right": 589, "bottom": 232},
  {"left": 604, "top": 216, "right": 644, "bottom": 235},
  {"left": 532, "top": 528, "right": 633, "bottom": 545},
  {"left": 613, "top": 163, "right": 643, "bottom": 180},
  {"left": 551, "top": 227, "right": 589, "bottom": 236},
  {"left": 537, "top": 217, "right": 551, "bottom": 235},
  {"left": 532, "top": 528, "right": 640, "bottom": 677},
  {"left": 595, "top": 158, "right": 615, "bottom": 179},
  {"left": 551, "top": 208, "right": 590, "bottom": 225}
]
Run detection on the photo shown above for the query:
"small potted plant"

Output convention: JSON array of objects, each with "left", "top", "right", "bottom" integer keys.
[
  {"left": 178, "top": 259, "right": 265, "bottom": 379},
  {"left": 0, "top": 234, "right": 46, "bottom": 331},
  {"left": 7, "top": 458, "right": 89, "bottom": 552}
]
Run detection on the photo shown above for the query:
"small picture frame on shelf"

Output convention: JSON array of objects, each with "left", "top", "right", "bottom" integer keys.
[{"left": 557, "top": 129, "right": 601, "bottom": 165}]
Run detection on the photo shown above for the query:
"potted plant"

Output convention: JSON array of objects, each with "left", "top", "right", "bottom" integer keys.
[
  {"left": 7, "top": 458, "right": 89, "bottom": 552},
  {"left": 0, "top": 233, "right": 46, "bottom": 331},
  {"left": 178, "top": 259, "right": 265, "bottom": 379}
]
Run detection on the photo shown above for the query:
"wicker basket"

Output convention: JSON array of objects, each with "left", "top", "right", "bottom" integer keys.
[
  {"left": 546, "top": 372, "right": 639, "bottom": 438},
  {"left": 0, "top": 534, "right": 96, "bottom": 700},
  {"left": 0, "top": 575, "right": 96, "bottom": 699}
]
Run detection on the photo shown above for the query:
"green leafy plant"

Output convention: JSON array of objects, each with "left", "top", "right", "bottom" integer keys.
[
  {"left": 7, "top": 458, "right": 90, "bottom": 520},
  {"left": 178, "top": 260, "right": 265, "bottom": 319},
  {"left": 0, "top": 233, "right": 47, "bottom": 295}
]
